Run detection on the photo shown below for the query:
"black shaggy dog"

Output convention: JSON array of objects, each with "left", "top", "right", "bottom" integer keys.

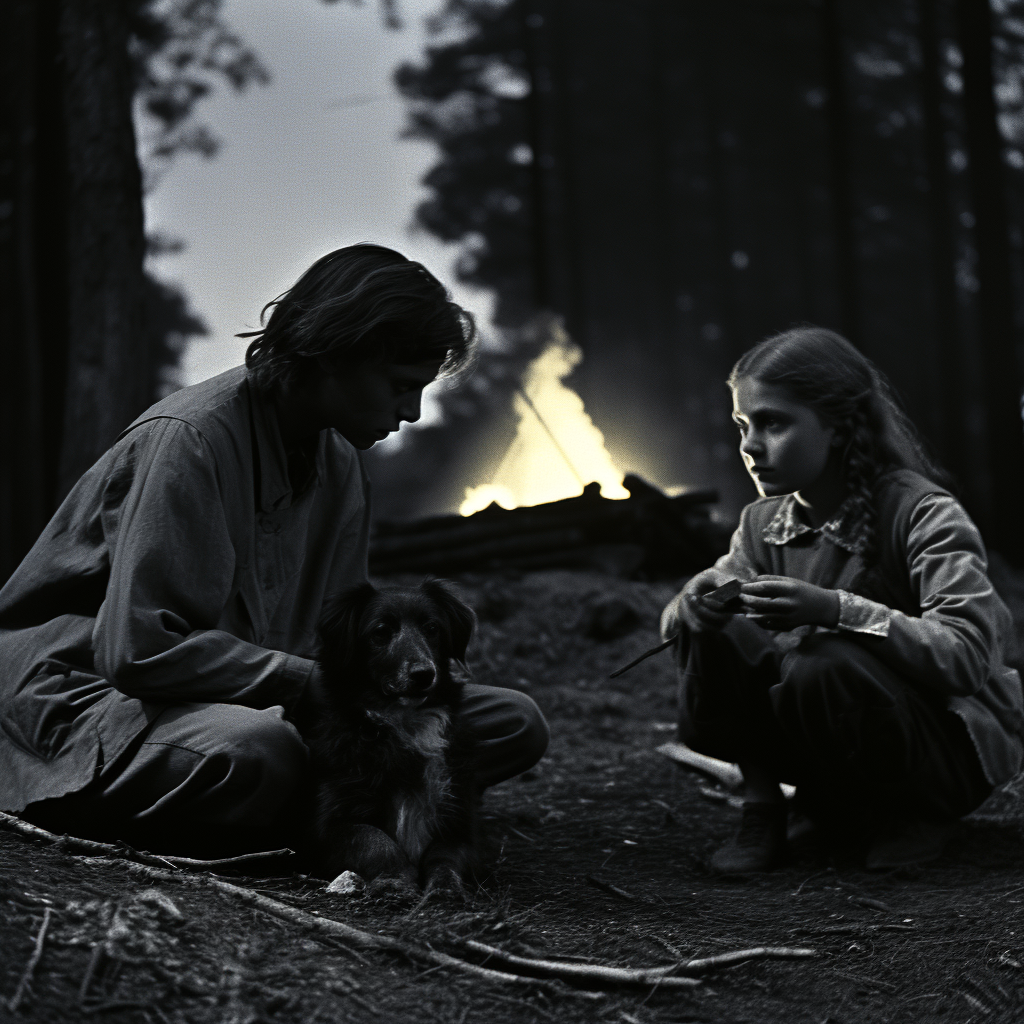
[{"left": 298, "top": 578, "right": 480, "bottom": 891}]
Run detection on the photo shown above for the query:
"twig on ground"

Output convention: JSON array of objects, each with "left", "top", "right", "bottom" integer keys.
[
  {"left": 0, "top": 811, "right": 178, "bottom": 870},
  {"left": 792, "top": 869, "right": 832, "bottom": 896},
  {"left": 847, "top": 895, "right": 898, "bottom": 914},
  {"left": 586, "top": 875, "right": 640, "bottom": 901},
  {"left": 77, "top": 857, "right": 602, "bottom": 998},
  {"left": 7, "top": 906, "right": 53, "bottom": 1012},
  {"left": 466, "top": 941, "right": 682, "bottom": 988},
  {"left": 644, "top": 930, "right": 685, "bottom": 960},
  {"left": 0, "top": 809, "right": 292, "bottom": 873},
  {"left": 158, "top": 849, "right": 296, "bottom": 869},
  {"left": 78, "top": 943, "right": 106, "bottom": 1005},
  {"left": 462, "top": 939, "right": 817, "bottom": 989},
  {"left": 675, "top": 947, "right": 818, "bottom": 973}
]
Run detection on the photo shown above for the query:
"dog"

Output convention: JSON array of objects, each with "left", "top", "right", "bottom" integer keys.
[{"left": 297, "top": 578, "right": 480, "bottom": 892}]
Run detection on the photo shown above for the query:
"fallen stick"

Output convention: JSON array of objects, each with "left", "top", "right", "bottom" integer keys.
[
  {"left": 655, "top": 743, "right": 796, "bottom": 798},
  {"left": 157, "top": 849, "right": 296, "bottom": 870},
  {"left": 461, "top": 939, "right": 700, "bottom": 988},
  {"left": 0, "top": 811, "right": 177, "bottom": 869},
  {"left": 585, "top": 875, "right": 641, "bottom": 902},
  {"left": 7, "top": 906, "right": 52, "bottom": 1012},
  {"left": 462, "top": 940, "right": 816, "bottom": 987},
  {"left": 655, "top": 742, "right": 744, "bottom": 790},
  {"left": 79, "top": 858, "right": 602, "bottom": 998},
  {"left": 0, "top": 810, "right": 293, "bottom": 872}
]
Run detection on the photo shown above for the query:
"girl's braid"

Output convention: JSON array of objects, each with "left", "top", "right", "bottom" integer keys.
[{"left": 841, "top": 399, "right": 886, "bottom": 563}]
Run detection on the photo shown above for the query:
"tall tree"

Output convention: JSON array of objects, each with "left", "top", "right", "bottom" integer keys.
[{"left": 0, "top": 0, "right": 267, "bottom": 580}]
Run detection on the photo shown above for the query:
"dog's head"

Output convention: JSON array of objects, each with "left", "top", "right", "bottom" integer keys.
[{"left": 316, "top": 578, "right": 476, "bottom": 710}]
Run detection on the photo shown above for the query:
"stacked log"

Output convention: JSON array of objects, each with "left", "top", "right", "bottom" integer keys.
[{"left": 369, "top": 474, "right": 728, "bottom": 578}]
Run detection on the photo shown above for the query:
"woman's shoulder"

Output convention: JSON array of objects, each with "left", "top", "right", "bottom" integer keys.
[
  {"left": 119, "top": 366, "right": 249, "bottom": 443},
  {"left": 875, "top": 468, "right": 953, "bottom": 514}
]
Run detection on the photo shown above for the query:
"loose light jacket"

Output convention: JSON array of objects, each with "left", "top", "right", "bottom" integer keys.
[
  {"left": 682, "top": 469, "right": 1024, "bottom": 788},
  {"left": 0, "top": 366, "right": 370, "bottom": 812}
]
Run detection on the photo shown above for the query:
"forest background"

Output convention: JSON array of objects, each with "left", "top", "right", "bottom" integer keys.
[{"left": 5, "top": 0, "right": 1024, "bottom": 576}]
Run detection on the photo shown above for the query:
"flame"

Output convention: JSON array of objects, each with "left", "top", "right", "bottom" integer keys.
[{"left": 460, "top": 326, "right": 630, "bottom": 515}]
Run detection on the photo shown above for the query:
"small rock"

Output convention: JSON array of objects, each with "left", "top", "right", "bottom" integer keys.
[{"left": 326, "top": 870, "right": 365, "bottom": 895}]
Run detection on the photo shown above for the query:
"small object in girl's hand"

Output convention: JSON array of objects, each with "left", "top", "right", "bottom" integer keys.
[
  {"left": 701, "top": 579, "right": 743, "bottom": 611},
  {"left": 608, "top": 636, "right": 678, "bottom": 678}
]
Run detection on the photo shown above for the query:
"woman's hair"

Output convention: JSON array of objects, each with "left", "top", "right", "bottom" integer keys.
[
  {"left": 728, "top": 325, "right": 951, "bottom": 560},
  {"left": 240, "top": 243, "right": 476, "bottom": 392}
]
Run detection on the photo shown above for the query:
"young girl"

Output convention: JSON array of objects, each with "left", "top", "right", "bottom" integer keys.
[{"left": 660, "top": 327, "right": 1024, "bottom": 872}]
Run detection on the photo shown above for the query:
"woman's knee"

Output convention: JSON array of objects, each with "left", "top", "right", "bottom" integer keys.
[
  {"left": 499, "top": 688, "right": 550, "bottom": 770},
  {"left": 461, "top": 684, "right": 549, "bottom": 787},
  {"left": 168, "top": 704, "right": 308, "bottom": 811}
]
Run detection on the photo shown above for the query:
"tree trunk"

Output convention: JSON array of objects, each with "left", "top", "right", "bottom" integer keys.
[
  {"left": 56, "top": 0, "right": 147, "bottom": 499},
  {"left": 1, "top": 0, "right": 147, "bottom": 581},
  {"left": 955, "top": 0, "right": 1024, "bottom": 560}
]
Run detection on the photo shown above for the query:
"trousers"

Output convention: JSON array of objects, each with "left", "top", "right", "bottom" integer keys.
[
  {"left": 22, "top": 683, "right": 549, "bottom": 856},
  {"left": 677, "top": 617, "right": 991, "bottom": 827}
]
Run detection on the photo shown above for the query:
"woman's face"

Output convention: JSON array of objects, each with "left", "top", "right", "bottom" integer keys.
[
  {"left": 310, "top": 359, "right": 444, "bottom": 449},
  {"left": 731, "top": 377, "right": 838, "bottom": 498}
]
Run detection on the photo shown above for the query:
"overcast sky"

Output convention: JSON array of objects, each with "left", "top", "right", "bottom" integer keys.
[{"left": 144, "top": 0, "right": 489, "bottom": 389}]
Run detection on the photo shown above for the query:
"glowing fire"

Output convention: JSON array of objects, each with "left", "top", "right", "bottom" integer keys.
[{"left": 460, "top": 326, "right": 630, "bottom": 516}]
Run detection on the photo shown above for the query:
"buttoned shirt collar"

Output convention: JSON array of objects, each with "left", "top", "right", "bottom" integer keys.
[{"left": 762, "top": 493, "right": 862, "bottom": 554}]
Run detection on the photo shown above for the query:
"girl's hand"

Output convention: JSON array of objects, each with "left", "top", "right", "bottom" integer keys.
[
  {"left": 740, "top": 576, "right": 840, "bottom": 630},
  {"left": 661, "top": 571, "right": 737, "bottom": 637}
]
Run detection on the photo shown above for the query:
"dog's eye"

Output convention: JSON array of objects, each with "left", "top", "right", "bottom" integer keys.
[
  {"left": 421, "top": 621, "right": 440, "bottom": 638},
  {"left": 368, "top": 622, "right": 392, "bottom": 643}
]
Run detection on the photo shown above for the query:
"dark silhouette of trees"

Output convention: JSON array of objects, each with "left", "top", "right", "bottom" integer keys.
[
  {"left": 390, "top": 0, "right": 1024, "bottom": 558},
  {"left": 1, "top": 0, "right": 267, "bottom": 579}
]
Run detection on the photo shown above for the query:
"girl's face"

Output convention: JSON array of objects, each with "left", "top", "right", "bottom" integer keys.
[{"left": 731, "top": 377, "right": 839, "bottom": 498}]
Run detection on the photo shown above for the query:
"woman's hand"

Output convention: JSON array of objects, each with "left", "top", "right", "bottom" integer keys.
[
  {"left": 661, "top": 570, "right": 737, "bottom": 637},
  {"left": 740, "top": 575, "right": 840, "bottom": 630}
]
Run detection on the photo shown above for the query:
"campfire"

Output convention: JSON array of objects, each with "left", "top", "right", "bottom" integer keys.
[{"left": 371, "top": 331, "right": 727, "bottom": 578}]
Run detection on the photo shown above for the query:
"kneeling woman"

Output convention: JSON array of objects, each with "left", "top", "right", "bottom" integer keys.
[{"left": 661, "top": 327, "right": 1024, "bottom": 872}]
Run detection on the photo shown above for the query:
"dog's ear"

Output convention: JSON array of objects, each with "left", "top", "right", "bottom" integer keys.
[
  {"left": 421, "top": 578, "right": 476, "bottom": 664},
  {"left": 318, "top": 582, "right": 377, "bottom": 670}
]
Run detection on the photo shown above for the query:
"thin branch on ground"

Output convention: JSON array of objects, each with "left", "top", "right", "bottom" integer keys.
[
  {"left": 77, "top": 857, "right": 603, "bottom": 998},
  {"left": 0, "top": 809, "right": 292, "bottom": 872},
  {"left": 461, "top": 939, "right": 818, "bottom": 988},
  {"left": 585, "top": 875, "right": 641, "bottom": 901},
  {"left": 7, "top": 906, "right": 53, "bottom": 1012},
  {"left": 462, "top": 939, "right": 700, "bottom": 988}
]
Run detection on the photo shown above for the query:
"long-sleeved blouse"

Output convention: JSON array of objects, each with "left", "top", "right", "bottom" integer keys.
[
  {"left": 681, "top": 470, "right": 1024, "bottom": 787},
  {"left": 0, "top": 366, "right": 369, "bottom": 812}
]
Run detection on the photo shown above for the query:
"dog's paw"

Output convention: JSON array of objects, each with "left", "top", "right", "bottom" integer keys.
[
  {"left": 424, "top": 865, "right": 468, "bottom": 902},
  {"left": 325, "top": 870, "right": 365, "bottom": 896},
  {"left": 366, "top": 873, "right": 419, "bottom": 903}
]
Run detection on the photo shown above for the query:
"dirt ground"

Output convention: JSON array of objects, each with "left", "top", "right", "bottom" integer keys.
[{"left": 3, "top": 568, "right": 1024, "bottom": 1024}]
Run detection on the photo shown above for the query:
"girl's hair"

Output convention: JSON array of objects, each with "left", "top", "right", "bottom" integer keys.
[
  {"left": 240, "top": 243, "right": 476, "bottom": 392},
  {"left": 728, "top": 326, "right": 951, "bottom": 561}
]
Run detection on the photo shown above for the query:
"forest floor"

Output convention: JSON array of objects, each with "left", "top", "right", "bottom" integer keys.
[{"left": 2, "top": 568, "right": 1024, "bottom": 1024}]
